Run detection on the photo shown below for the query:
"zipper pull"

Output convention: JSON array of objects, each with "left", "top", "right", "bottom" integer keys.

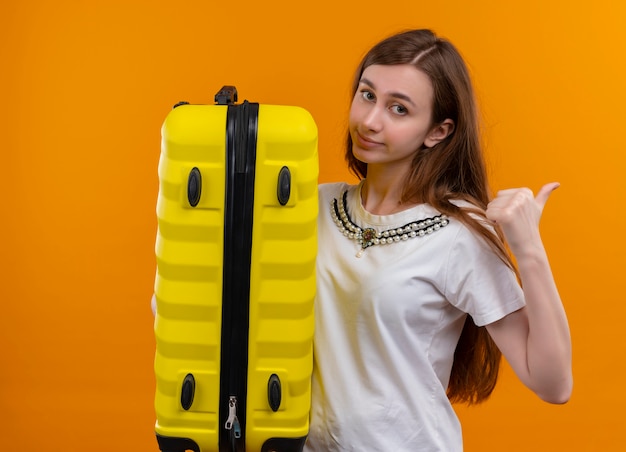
[{"left": 225, "top": 396, "right": 242, "bottom": 439}]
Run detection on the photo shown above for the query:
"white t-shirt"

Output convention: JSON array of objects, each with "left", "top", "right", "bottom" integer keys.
[{"left": 304, "top": 182, "right": 525, "bottom": 452}]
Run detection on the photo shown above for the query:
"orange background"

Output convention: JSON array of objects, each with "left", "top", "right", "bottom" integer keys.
[{"left": 1, "top": 1, "right": 625, "bottom": 451}]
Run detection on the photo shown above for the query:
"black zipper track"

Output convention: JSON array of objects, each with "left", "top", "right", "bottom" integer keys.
[{"left": 219, "top": 100, "right": 259, "bottom": 452}]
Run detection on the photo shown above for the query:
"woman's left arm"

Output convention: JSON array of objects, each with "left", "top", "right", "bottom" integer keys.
[{"left": 485, "top": 183, "right": 573, "bottom": 404}]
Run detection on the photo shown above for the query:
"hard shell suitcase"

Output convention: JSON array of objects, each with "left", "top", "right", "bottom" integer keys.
[{"left": 153, "top": 86, "right": 318, "bottom": 452}]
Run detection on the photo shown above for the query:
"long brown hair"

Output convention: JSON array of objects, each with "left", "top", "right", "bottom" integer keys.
[{"left": 346, "top": 29, "right": 516, "bottom": 404}]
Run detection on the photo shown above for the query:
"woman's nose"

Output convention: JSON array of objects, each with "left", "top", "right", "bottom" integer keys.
[{"left": 362, "top": 105, "right": 383, "bottom": 132}]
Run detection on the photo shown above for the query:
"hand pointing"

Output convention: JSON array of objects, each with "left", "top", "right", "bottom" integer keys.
[{"left": 486, "top": 183, "right": 560, "bottom": 257}]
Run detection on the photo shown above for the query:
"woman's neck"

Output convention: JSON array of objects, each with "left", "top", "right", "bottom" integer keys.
[{"left": 360, "top": 170, "right": 417, "bottom": 215}]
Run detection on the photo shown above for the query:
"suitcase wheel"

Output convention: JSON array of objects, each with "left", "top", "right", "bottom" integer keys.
[{"left": 215, "top": 85, "right": 238, "bottom": 105}]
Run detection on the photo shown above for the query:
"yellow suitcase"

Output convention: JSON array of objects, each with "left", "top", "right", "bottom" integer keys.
[{"left": 153, "top": 86, "right": 318, "bottom": 452}]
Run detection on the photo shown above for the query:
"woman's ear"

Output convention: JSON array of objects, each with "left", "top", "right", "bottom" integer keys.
[{"left": 424, "top": 119, "right": 455, "bottom": 148}]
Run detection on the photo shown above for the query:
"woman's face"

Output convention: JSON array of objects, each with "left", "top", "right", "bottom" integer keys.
[{"left": 349, "top": 64, "right": 441, "bottom": 173}]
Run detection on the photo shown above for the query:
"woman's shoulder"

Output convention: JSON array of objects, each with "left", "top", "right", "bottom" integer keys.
[
  {"left": 444, "top": 199, "right": 503, "bottom": 256},
  {"left": 318, "top": 182, "right": 355, "bottom": 201}
]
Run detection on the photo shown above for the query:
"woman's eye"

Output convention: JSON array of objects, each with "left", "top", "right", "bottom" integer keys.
[
  {"left": 391, "top": 104, "right": 408, "bottom": 115},
  {"left": 360, "top": 90, "right": 375, "bottom": 102}
]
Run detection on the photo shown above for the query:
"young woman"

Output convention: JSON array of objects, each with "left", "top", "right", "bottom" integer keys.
[{"left": 304, "top": 29, "right": 572, "bottom": 451}]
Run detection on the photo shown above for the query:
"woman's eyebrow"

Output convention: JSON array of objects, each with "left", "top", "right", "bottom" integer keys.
[{"left": 359, "top": 77, "right": 416, "bottom": 107}]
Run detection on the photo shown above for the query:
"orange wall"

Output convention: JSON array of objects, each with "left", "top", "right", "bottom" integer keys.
[{"left": 1, "top": 1, "right": 625, "bottom": 451}]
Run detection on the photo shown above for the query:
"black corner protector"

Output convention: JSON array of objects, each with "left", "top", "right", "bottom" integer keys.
[
  {"left": 261, "top": 436, "right": 308, "bottom": 452},
  {"left": 156, "top": 433, "right": 201, "bottom": 452}
]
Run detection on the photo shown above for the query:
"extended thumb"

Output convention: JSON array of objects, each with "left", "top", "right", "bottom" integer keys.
[{"left": 536, "top": 182, "right": 560, "bottom": 208}]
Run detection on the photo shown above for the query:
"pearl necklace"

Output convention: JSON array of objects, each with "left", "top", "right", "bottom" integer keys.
[{"left": 331, "top": 190, "right": 450, "bottom": 257}]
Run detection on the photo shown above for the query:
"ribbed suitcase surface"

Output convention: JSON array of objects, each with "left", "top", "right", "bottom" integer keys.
[{"left": 154, "top": 88, "right": 318, "bottom": 452}]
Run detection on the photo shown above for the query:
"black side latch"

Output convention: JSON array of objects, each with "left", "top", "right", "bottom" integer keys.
[
  {"left": 181, "top": 373, "right": 196, "bottom": 410},
  {"left": 267, "top": 374, "right": 282, "bottom": 412},
  {"left": 187, "top": 167, "right": 202, "bottom": 207},
  {"left": 215, "top": 86, "right": 238, "bottom": 105},
  {"left": 277, "top": 166, "right": 291, "bottom": 206}
]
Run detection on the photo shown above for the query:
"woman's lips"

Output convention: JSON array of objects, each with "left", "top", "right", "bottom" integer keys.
[{"left": 353, "top": 131, "right": 383, "bottom": 149}]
